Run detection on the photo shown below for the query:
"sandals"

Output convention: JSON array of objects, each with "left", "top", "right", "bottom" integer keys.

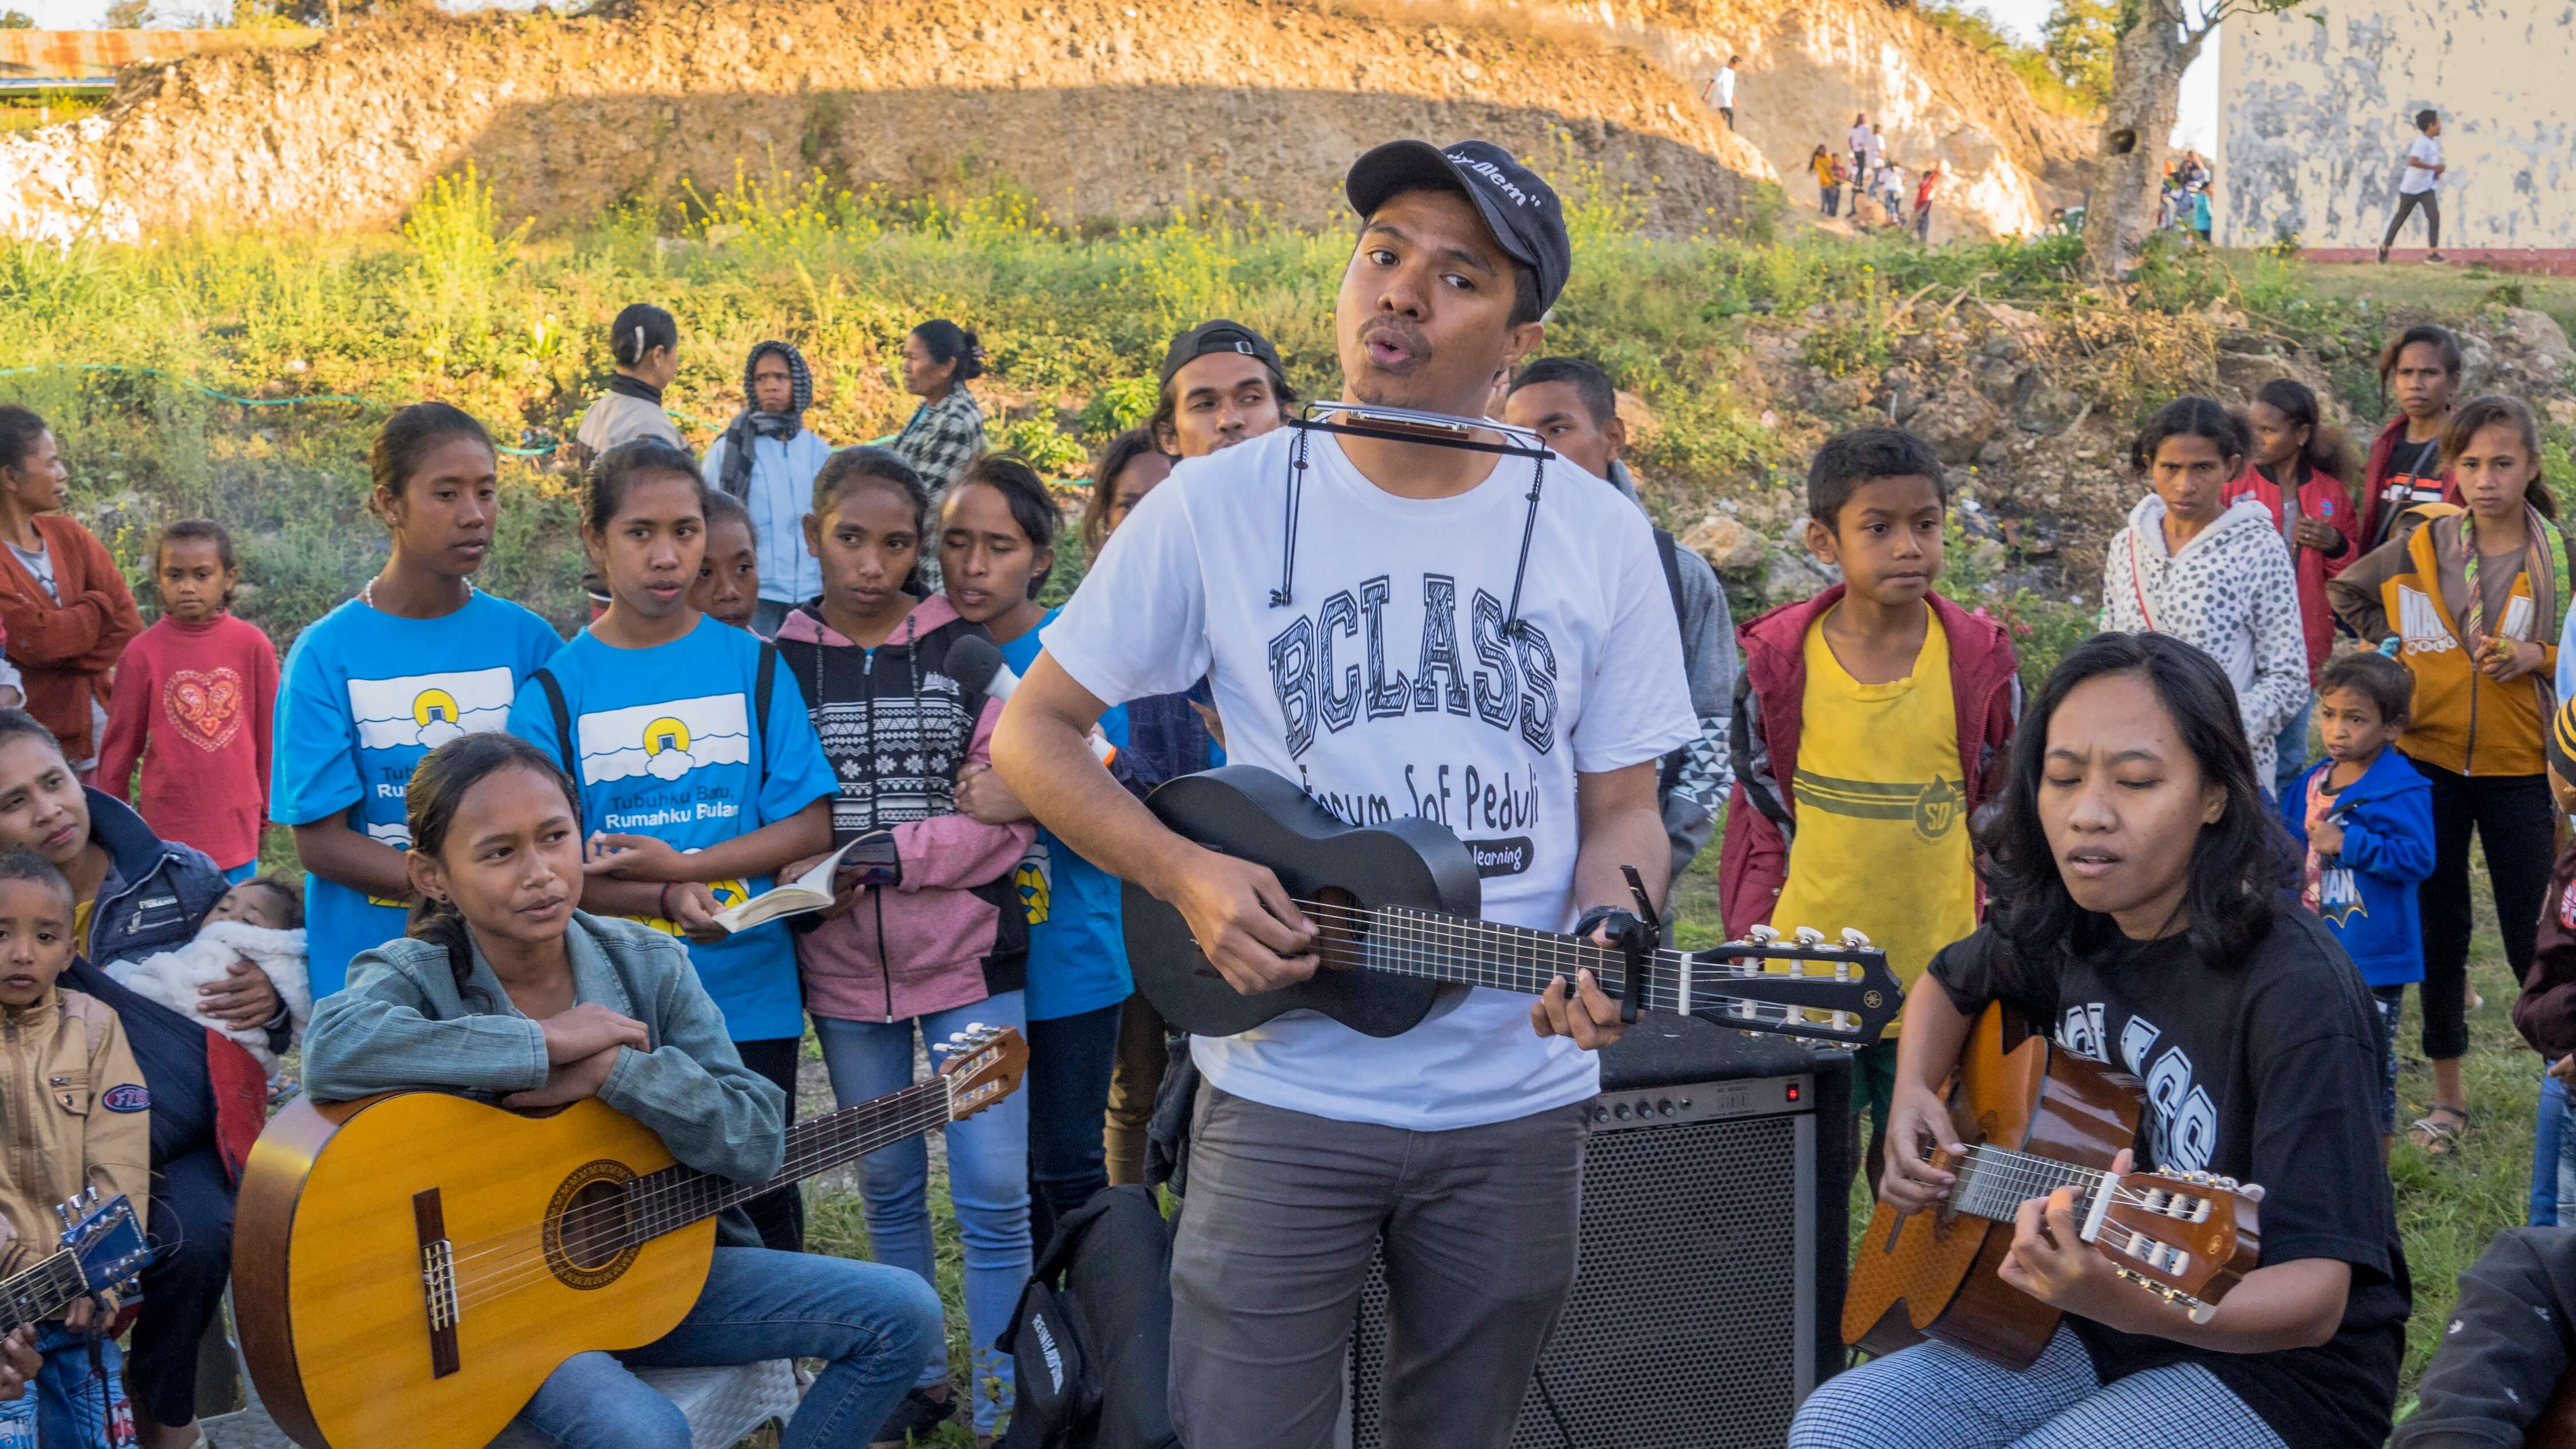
[{"left": 2409, "top": 1104, "right": 2471, "bottom": 1155}]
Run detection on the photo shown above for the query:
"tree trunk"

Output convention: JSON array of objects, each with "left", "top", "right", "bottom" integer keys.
[{"left": 2081, "top": 6, "right": 2202, "bottom": 280}]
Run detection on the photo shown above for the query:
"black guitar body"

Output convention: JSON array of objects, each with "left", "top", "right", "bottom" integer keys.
[{"left": 1122, "top": 766, "right": 1483, "bottom": 1037}]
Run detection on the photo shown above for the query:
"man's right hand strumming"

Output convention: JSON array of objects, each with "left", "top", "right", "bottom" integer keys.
[
  {"left": 1162, "top": 845, "right": 1320, "bottom": 995},
  {"left": 1880, "top": 1079, "right": 1963, "bottom": 1214}
]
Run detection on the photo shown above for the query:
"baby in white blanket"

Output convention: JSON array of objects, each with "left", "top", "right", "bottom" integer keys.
[{"left": 105, "top": 876, "right": 311, "bottom": 1072}]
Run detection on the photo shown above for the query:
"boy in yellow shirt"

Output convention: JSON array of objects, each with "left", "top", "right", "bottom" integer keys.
[{"left": 1719, "top": 427, "right": 2020, "bottom": 1182}]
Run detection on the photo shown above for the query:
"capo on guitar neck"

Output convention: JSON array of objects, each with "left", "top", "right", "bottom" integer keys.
[{"left": 1615, "top": 866, "right": 1660, "bottom": 1026}]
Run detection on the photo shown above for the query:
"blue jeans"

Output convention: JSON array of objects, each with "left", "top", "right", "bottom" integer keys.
[
  {"left": 2273, "top": 691, "right": 2313, "bottom": 800},
  {"left": 0, "top": 1326, "right": 128, "bottom": 1449},
  {"left": 1026, "top": 1000, "right": 1121, "bottom": 1256},
  {"left": 2536, "top": 1073, "right": 2563, "bottom": 1225},
  {"left": 817, "top": 992, "right": 1030, "bottom": 1435},
  {"left": 513, "top": 1246, "right": 940, "bottom": 1449},
  {"left": 2370, "top": 985, "right": 2406, "bottom": 1134}
]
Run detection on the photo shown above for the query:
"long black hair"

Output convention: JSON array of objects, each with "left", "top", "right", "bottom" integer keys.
[
  {"left": 1978, "top": 632, "right": 2293, "bottom": 970},
  {"left": 911, "top": 319, "right": 986, "bottom": 383},
  {"left": 405, "top": 732, "right": 584, "bottom": 995},
  {"left": 0, "top": 406, "right": 47, "bottom": 474},
  {"left": 950, "top": 454, "right": 1060, "bottom": 599},
  {"left": 2241, "top": 378, "right": 2361, "bottom": 490}
]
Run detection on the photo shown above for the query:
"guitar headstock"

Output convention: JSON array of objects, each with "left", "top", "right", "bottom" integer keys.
[
  {"left": 54, "top": 1189, "right": 151, "bottom": 1298},
  {"left": 1680, "top": 924, "right": 1907, "bottom": 1047},
  {"left": 934, "top": 1023, "right": 1029, "bottom": 1123},
  {"left": 2087, "top": 1168, "right": 2265, "bottom": 1323}
]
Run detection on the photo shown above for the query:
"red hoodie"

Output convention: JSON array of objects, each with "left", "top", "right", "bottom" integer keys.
[
  {"left": 2358, "top": 412, "right": 2460, "bottom": 549},
  {"left": 1717, "top": 587, "right": 2021, "bottom": 937},
  {"left": 96, "top": 611, "right": 278, "bottom": 871},
  {"left": 2223, "top": 464, "right": 2361, "bottom": 682}
]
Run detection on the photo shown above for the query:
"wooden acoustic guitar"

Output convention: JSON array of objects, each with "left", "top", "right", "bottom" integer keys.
[
  {"left": 1844, "top": 1003, "right": 2265, "bottom": 1366},
  {"left": 1124, "top": 766, "right": 1904, "bottom": 1047},
  {"left": 234, "top": 1023, "right": 1028, "bottom": 1449}
]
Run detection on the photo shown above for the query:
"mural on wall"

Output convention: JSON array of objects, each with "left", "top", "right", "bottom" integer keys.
[{"left": 2219, "top": 2, "right": 2576, "bottom": 255}]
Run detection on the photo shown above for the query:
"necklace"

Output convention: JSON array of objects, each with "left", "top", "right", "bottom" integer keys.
[{"left": 361, "top": 575, "right": 476, "bottom": 612}]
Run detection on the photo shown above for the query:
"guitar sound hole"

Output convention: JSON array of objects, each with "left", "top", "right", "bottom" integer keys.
[
  {"left": 557, "top": 1179, "right": 634, "bottom": 1269},
  {"left": 1313, "top": 886, "right": 1367, "bottom": 972}
]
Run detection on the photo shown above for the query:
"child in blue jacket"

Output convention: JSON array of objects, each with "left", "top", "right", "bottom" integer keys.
[{"left": 2282, "top": 649, "right": 2436, "bottom": 1153}]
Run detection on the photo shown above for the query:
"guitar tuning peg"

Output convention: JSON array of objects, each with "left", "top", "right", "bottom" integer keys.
[
  {"left": 966, "top": 1022, "right": 988, "bottom": 1035},
  {"left": 2241, "top": 1182, "right": 2266, "bottom": 1204},
  {"left": 1746, "top": 925, "right": 1779, "bottom": 945},
  {"left": 53, "top": 1202, "right": 70, "bottom": 1228},
  {"left": 1791, "top": 926, "right": 1825, "bottom": 947},
  {"left": 1839, "top": 927, "right": 1872, "bottom": 949},
  {"left": 2214, "top": 1175, "right": 2240, "bottom": 1191}
]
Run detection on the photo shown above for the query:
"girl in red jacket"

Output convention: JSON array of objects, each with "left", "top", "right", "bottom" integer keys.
[
  {"left": 97, "top": 520, "right": 280, "bottom": 881},
  {"left": 2227, "top": 379, "right": 2364, "bottom": 795},
  {"left": 0, "top": 407, "right": 140, "bottom": 773}
]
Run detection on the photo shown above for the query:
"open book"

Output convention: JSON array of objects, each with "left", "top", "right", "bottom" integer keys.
[{"left": 710, "top": 833, "right": 896, "bottom": 934}]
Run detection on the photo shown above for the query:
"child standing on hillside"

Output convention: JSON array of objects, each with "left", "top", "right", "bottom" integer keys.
[
  {"left": 777, "top": 446, "right": 1033, "bottom": 1448},
  {"left": 1721, "top": 427, "right": 2019, "bottom": 1181},
  {"left": 2330, "top": 394, "right": 2570, "bottom": 1156},
  {"left": 2226, "top": 378, "right": 2363, "bottom": 794},
  {"left": 2280, "top": 650, "right": 2433, "bottom": 1154},
  {"left": 2097, "top": 396, "right": 2309, "bottom": 792},
  {"left": 98, "top": 521, "right": 279, "bottom": 884},
  {"left": 0, "top": 848, "right": 150, "bottom": 1449},
  {"left": 0, "top": 407, "right": 140, "bottom": 776},
  {"left": 2361, "top": 324, "right": 2463, "bottom": 551}
]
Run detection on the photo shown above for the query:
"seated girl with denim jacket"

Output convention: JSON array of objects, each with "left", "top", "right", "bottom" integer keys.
[{"left": 300, "top": 732, "right": 941, "bottom": 1449}]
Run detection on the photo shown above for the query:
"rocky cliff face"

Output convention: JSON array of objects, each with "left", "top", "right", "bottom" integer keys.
[{"left": 0, "top": 0, "right": 2081, "bottom": 244}]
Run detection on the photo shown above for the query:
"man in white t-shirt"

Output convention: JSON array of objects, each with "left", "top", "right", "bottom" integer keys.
[
  {"left": 1701, "top": 53, "right": 1741, "bottom": 128},
  {"left": 1847, "top": 112, "right": 1872, "bottom": 179},
  {"left": 2380, "top": 108, "right": 2447, "bottom": 264},
  {"left": 993, "top": 138, "right": 1694, "bottom": 1448}
]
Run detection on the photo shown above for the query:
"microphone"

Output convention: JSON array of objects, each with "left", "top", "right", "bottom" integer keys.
[{"left": 946, "top": 633, "right": 1115, "bottom": 762}]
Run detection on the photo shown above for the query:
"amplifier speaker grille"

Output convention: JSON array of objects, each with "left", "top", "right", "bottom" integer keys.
[{"left": 1348, "top": 1091, "right": 1816, "bottom": 1448}]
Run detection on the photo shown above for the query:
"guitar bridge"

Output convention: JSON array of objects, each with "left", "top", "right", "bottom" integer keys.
[{"left": 414, "top": 1188, "right": 461, "bottom": 1378}]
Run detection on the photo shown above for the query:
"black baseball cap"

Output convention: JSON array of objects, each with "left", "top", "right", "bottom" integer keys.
[
  {"left": 1345, "top": 139, "right": 1571, "bottom": 317},
  {"left": 1158, "top": 319, "right": 1286, "bottom": 389}
]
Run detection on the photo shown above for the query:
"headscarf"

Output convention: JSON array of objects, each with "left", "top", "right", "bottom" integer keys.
[{"left": 716, "top": 339, "right": 812, "bottom": 500}]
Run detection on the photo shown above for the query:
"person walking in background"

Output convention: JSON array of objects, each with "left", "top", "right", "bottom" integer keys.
[
  {"left": 775, "top": 447, "right": 1033, "bottom": 1448},
  {"left": 891, "top": 319, "right": 989, "bottom": 504},
  {"left": 1847, "top": 112, "right": 1872, "bottom": 182},
  {"left": 1701, "top": 54, "right": 1740, "bottom": 128},
  {"left": 98, "top": 521, "right": 277, "bottom": 884},
  {"left": 2362, "top": 324, "right": 2464, "bottom": 549},
  {"left": 2226, "top": 378, "right": 2362, "bottom": 795},
  {"left": 1503, "top": 358, "right": 1736, "bottom": 878},
  {"left": 0, "top": 407, "right": 138, "bottom": 777},
  {"left": 2097, "top": 397, "right": 2308, "bottom": 792},
  {"left": 1721, "top": 426, "right": 2019, "bottom": 1189},
  {"left": 2380, "top": 109, "right": 2447, "bottom": 264},
  {"left": 1809, "top": 145, "right": 1840, "bottom": 217},
  {"left": 1912, "top": 162, "right": 1940, "bottom": 243},
  {"left": 704, "top": 339, "right": 830, "bottom": 636},
  {"left": 2280, "top": 650, "right": 2434, "bottom": 1158},
  {"left": 2330, "top": 395, "right": 2569, "bottom": 1158}
]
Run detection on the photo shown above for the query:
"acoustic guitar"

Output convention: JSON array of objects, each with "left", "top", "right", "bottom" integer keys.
[
  {"left": 1843, "top": 1003, "right": 2264, "bottom": 1367},
  {"left": 0, "top": 1189, "right": 152, "bottom": 1333},
  {"left": 234, "top": 1023, "right": 1027, "bottom": 1449},
  {"left": 1124, "top": 766, "right": 1903, "bottom": 1047}
]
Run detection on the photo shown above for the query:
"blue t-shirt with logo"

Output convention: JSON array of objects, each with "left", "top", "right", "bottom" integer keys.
[
  {"left": 507, "top": 615, "right": 836, "bottom": 1042},
  {"left": 272, "top": 592, "right": 566, "bottom": 999},
  {"left": 999, "top": 608, "right": 1132, "bottom": 1022}
]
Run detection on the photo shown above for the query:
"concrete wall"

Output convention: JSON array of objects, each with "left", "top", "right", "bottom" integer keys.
[{"left": 2218, "top": 2, "right": 2576, "bottom": 261}]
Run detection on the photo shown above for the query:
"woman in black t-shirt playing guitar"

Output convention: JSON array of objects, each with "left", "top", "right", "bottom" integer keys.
[{"left": 1792, "top": 632, "right": 2408, "bottom": 1449}]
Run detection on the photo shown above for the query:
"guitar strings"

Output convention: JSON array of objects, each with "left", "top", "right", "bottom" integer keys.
[
  {"left": 436, "top": 1083, "right": 943, "bottom": 1267},
  {"left": 449, "top": 1097, "right": 960, "bottom": 1314},
  {"left": 439, "top": 1079, "right": 954, "bottom": 1274}
]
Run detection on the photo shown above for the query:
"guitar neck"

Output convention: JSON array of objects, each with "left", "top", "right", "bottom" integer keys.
[
  {"left": 1360, "top": 908, "right": 1683, "bottom": 1008},
  {"left": 1947, "top": 1145, "right": 2108, "bottom": 1222},
  {"left": 0, "top": 1248, "right": 81, "bottom": 1336},
  {"left": 616, "top": 1078, "right": 952, "bottom": 1243}
]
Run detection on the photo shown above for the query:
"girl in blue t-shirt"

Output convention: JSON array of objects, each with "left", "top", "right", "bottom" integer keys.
[
  {"left": 507, "top": 437, "right": 837, "bottom": 1256},
  {"left": 943, "top": 457, "right": 1132, "bottom": 1256},
  {"left": 274, "top": 402, "right": 565, "bottom": 1001}
]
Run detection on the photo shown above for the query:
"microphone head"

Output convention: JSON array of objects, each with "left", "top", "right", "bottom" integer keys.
[{"left": 946, "top": 632, "right": 1007, "bottom": 695}]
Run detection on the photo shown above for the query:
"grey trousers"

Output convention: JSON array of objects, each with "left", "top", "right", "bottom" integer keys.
[{"left": 1168, "top": 1082, "right": 1591, "bottom": 1449}]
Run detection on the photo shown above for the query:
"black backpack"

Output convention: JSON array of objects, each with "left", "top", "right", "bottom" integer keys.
[{"left": 997, "top": 1186, "right": 1180, "bottom": 1449}]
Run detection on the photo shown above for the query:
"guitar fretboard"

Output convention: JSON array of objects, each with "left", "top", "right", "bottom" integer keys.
[
  {"left": 1951, "top": 1145, "right": 2107, "bottom": 1222},
  {"left": 615, "top": 1078, "right": 953, "bottom": 1246},
  {"left": 1352, "top": 905, "right": 1870, "bottom": 1031},
  {"left": 0, "top": 1249, "right": 80, "bottom": 1335}
]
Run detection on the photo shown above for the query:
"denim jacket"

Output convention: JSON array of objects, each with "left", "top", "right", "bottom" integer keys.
[{"left": 304, "top": 912, "right": 788, "bottom": 1195}]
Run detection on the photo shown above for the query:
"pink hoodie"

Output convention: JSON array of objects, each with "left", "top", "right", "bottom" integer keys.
[{"left": 779, "top": 599, "right": 1036, "bottom": 1023}]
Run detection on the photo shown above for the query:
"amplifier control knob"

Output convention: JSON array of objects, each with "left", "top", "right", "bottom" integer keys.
[
  {"left": 1679, "top": 1097, "right": 1693, "bottom": 1110},
  {"left": 1593, "top": 1105, "right": 1610, "bottom": 1123},
  {"left": 1658, "top": 1099, "right": 1676, "bottom": 1118},
  {"left": 1614, "top": 1103, "right": 1633, "bottom": 1121}
]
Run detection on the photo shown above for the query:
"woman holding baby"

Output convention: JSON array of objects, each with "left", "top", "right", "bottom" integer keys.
[{"left": 0, "top": 704, "right": 304, "bottom": 1449}]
